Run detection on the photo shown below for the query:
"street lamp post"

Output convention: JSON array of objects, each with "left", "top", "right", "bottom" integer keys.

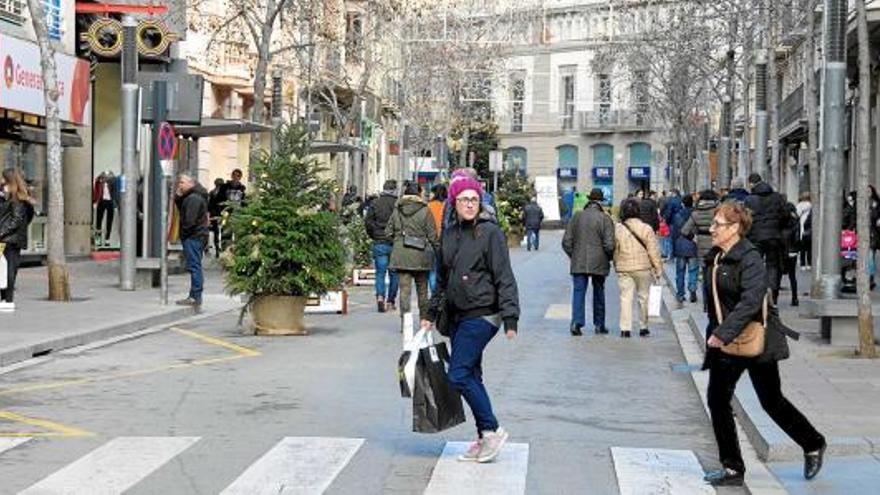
[
  {"left": 718, "top": 95, "right": 732, "bottom": 189},
  {"left": 754, "top": 49, "right": 769, "bottom": 181}
]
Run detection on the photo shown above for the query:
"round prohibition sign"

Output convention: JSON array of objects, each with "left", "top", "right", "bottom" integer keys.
[{"left": 158, "top": 122, "right": 178, "bottom": 160}]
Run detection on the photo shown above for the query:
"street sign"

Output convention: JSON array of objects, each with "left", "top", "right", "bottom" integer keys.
[
  {"left": 158, "top": 122, "right": 177, "bottom": 160},
  {"left": 489, "top": 150, "right": 503, "bottom": 172}
]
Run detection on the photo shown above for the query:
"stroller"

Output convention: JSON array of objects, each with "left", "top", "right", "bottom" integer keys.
[{"left": 840, "top": 230, "right": 859, "bottom": 293}]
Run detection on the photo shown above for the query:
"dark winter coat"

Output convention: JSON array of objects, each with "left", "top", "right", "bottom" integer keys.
[
  {"left": 671, "top": 206, "right": 698, "bottom": 258},
  {"left": 744, "top": 182, "right": 789, "bottom": 242},
  {"left": 782, "top": 202, "right": 800, "bottom": 254},
  {"left": 175, "top": 184, "right": 209, "bottom": 240},
  {"left": 562, "top": 201, "right": 615, "bottom": 276},
  {"left": 639, "top": 197, "right": 660, "bottom": 232},
  {"left": 427, "top": 217, "right": 520, "bottom": 332},
  {"left": 0, "top": 197, "right": 30, "bottom": 248},
  {"left": 661, "top": 195, "right": 682, "bottom": 224},
  {"left": 705, "top": 239, "right": 790, "bottom": 368},
  {"left": 387, "top": 195, "right": 437, "bottom": 271},
  {"left": 365, "top": 192, "right": 398, "bottom": 244},
  {"left": 523, "top": 201, "right": 544, "bottom": 230},
  {"left": 681, "top": 199, "right": 719, "bottom": 259},
  {"left": 726, "top": 188, "right": 749, "bottom": 203}
]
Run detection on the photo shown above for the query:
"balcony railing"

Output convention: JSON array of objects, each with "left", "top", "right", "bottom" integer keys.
[{"left": 578, "top": 110, "right": 654, "bottom": 132}]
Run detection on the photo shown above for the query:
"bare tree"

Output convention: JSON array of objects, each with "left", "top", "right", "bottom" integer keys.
[
  {"left": 802, "top": 0, "right": 822, "bottom": 295},
  {"left": 26, "top": 0, "right": 69, "bottom": 301},
  {"left": 854, "top": 0, "right": 876, "bottom": 358}
]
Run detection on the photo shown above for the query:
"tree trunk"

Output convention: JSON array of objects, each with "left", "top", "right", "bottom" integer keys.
[
  {"left": 249, "top": 0, "right": 278, "bottom": 163},
  {"left": 767, "top": 11, "right": 781, "bottom": 190},
  {"left": 855, "top": 0, "right": 877, "bottom": 358},
  {"left": 459, "top": 126, "right": 469, "bottom": 169},
  {"left": 27, "top": 0, "right": 69, "bottom": 301},
  {"left": 804, "top": 0, "right": 822, "bottom": 296},
  {"left": 740, "top": 26, "right": 754, "bottom": 178}
]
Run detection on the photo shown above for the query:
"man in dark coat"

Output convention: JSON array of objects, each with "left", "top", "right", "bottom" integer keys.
[
  {"left": 638, "top": 190, "right": 660, "bottom": 232},
  {"left": 174, "top": 174, "right": 209, "bottom": 307},
  {"left": 562, "top": 188, "right": 615, "bottom": 335},
  {"left": 726, "top": 177, "right": 749, "bottom": 203},
  {"left": 522, "top": 197, "right": 544, "bottom": 251},
  {"left": 671, "top": 195, "right": 699, "bottom": 303},
  {"left": 744, "top": 173, "right": 791, "bottom": 303},
  {"left": 364, "top": 179, "right": 399, "bottom": 312}
]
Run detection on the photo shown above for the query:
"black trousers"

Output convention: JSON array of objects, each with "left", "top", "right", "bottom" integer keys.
[
  {"left": 707, "top": 359, "right": 824, "bottom": 473},
  {"left": 799, "top": 237, "right": 812, "bottom": 267},
  {"left": 755, "top": 239, "right": 783, "bottom": 301},
  {"left": 1, "top": 245, "right": 21, "bottom": 303},
  {"left": 96, "top": 200, "right": 115, "bottom": 238}
]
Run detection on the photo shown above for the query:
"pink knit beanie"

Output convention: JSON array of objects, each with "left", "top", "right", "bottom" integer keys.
[{"left": 448, "top": 176, "right": 484, "bottom": 205}]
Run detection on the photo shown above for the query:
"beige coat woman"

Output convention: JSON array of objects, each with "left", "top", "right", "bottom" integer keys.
[{"left": 613, "top": 199, "right": 663, "bottom": 337}]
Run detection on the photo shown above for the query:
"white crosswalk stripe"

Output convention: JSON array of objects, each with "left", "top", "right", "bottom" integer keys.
[
  {"left": 220, "top": 436, "right": 364, "bottom": 495},
  {"left": 612, "top": 447, "right": 715, "bottom": 495},
  {"left": 0, "top": 437, "right": 31, "bottom": 455},
  {"left": 424, "top": 442, "right": 529, "bottom": 495},
  {"left": 18, "top": 436, "right": 200, "bottom": 495}
]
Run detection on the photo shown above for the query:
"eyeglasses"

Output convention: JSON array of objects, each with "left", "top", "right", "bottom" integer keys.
[
  {"left": 456, "top": 197, "right": 480, "bottom": 206},
  {"left": 711, "top": 220, "right": 735, "bottom": 228}
]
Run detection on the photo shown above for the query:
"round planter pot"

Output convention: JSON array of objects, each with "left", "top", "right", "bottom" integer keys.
[
  {"left": 252, "top": 295, "right": 308, "bottom": 336},
  {"left": 507, "top": 233, "right": 523, "bottom": 248}
]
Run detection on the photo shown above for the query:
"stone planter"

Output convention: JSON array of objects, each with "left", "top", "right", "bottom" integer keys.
[
  {"left": 252, "top": 295, "right": 308, "bottom": 335},
  {"left": 507, "top": 232, "right": 524, "bottom": 249}
]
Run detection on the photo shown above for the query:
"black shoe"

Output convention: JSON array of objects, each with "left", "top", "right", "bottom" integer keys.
[
  {"left": 570, "top": 324, "right": 583, "bottom": 336},
  {"left": 621, "top": 330, "right": 631, "bottom": 338},
  {"left": 690, "top": 291, "right": 698, "bottom": 303},
  {"left": 792, "top": 297, "right": 800, "bottom": 307},
  {"left": 804, "top": 443, "right": 826, "bottom": 480},
  {"left": 703, "top": 468, "right": 744, "bottom": 486},
  {"left": 175, "top": 297, "right": 200, "bottom": 307},
  {"left": 639, "top": 328, "right": 650, "bottom": 337},
  {"left": 595, "top": 326, "right": 609, "bottom": 335},
  {"left": 377, "top": 297, "right": 386, "bottom": 313}
]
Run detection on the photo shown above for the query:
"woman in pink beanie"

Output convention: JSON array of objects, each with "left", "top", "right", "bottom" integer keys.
[{"left": 423, "top": 174, "right": 520, "bottom": 464}]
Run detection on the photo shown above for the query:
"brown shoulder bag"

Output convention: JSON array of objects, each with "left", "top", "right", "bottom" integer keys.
[{"left": 711, "top": 253, "right": 767, "bottom": 357}]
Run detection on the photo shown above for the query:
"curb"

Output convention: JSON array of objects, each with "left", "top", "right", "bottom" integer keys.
[
  {"left": 659, "top": 267, "right": 788, "bottom": 495},
  {"left": 0, "top": 307, "right": 200, "bottom": 368}
]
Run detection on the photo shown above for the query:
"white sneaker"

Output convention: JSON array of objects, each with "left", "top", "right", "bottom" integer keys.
[
  {"left": 0, "top": 302, "right": 15, "bottom": 312},
  {"left": 476, "top": 427, "right": 509, "bottom": 463},
  {"left": 457, "top": 439, "right": 482, "bottom": 462}
]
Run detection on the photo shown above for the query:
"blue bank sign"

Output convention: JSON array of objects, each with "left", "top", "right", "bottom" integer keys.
[{"left": 628, "top": 167, "right": 651, "bottom": 180}]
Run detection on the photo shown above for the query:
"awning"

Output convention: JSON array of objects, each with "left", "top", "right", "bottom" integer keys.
[
  {"left": 308, "top": 140, "right": 365, "bottom": 154},
  {"left": 4, "top": 125, "right": 84, "bottom": 147},
  {"left": 175, "top": 118, "right": 272, "bottom": 138}
]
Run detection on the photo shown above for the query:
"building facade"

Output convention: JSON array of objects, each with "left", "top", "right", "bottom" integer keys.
[{"left": 493, "top": 1, "right": 668, "bottom": 207}]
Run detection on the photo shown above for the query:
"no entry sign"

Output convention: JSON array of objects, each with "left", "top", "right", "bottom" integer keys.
[{"left": 158, "top": 122, "right": 177, "bottom": 159}]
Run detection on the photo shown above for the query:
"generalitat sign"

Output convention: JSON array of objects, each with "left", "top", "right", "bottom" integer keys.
[{"left": 0, "top": 33, "right": 91, "bottom": 126}]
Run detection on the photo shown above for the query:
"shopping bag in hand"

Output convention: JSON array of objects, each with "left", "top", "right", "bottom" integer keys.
[
  {"left": 412, "top": 338, "right": 465, "bottom": 433},
  {"left": 0, "top": 246, "right": 7, "bottom": 291},
  {"left": 648, "top": 284, "right": 663, "bottom": 317},
  {"left": 397, "top": 328, "right": 428, "bottom": 398}
]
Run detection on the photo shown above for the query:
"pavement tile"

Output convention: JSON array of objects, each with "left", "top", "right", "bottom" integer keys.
[{"left": 768, "top": 455, "right": 880, "bottom": 495}]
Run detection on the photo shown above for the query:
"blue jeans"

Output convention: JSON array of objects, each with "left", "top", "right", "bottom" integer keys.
[
  {"left": 661, "top": 237, "right": 672, "bottom": 258},
  {"left": 182, "top": 237, "right": 205, "bottom": 303},
  {"left": 571, "top": 274, "right": 605, "bottom": 329},
  {"left": 428, "top": 255, "right": 441, "bottom": 295},
  {"left": 526, "top": 228, "right": 540, "bottom": 250},
  {"left": 448, "top": 317, "right": 500, "bottom": 435},
  {"left": 372, "top": 243, "right": 398, "bottom": 302},
  {"left": 675, "top": 257, "right": 699, "bottom": 300}
]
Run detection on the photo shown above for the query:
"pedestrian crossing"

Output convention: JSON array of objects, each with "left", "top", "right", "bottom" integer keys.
[{"left": 0, "top": 436, "right": 719, "bottom": 494}]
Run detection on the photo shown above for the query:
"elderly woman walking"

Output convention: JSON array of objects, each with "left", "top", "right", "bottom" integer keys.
[
  {"left": 613, "top": 198, "right": 663, "bottom": 338},
  {"left": 703, "top": 201, "right": 825, "bottom": 486},
  {"left": 423, "top": 175, "right": 520, "bottom": 464}
]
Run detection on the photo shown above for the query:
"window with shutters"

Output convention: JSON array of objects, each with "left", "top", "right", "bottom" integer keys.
[
  {"left": 597, "top": 74, "right": 611, "bottom": 124},
  {"left": 511, "top": 74, "right": 525, "bottom": 133},
  {"left": 345, "top": 12, "right": 363, "bottom": 63},
  {"left": 560, "top": 65, "right": 576, "bottom": 130},
  {"left": 0, "top": 0, "right": 24, "bottom": 24}
]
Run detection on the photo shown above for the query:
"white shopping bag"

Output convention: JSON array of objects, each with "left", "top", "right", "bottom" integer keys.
[
  {"left": 397, "top": 328, "right": 432, "bottom": 398},
  {"left": 0, "top": 253, "right": 7, "bottom": 290},
  {"left": 648, "top": 284, "right": 663, "bottom": 317}
]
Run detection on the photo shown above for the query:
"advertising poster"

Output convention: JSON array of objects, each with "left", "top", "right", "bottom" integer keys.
[{"left": 534, "top": 175, "right": 560, "bottom": 221}]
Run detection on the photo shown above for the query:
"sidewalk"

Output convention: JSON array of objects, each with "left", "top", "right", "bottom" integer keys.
[
  {"left": 662, "top": 261, "right": 880, "bottom": 493},
  {"left": 0, "top": 258, "right": 239, "bottom": 367}
]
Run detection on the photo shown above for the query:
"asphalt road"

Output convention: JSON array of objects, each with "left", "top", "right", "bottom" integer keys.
[{"left": 0, "top": 231, "right": 736, "bottom": 494}]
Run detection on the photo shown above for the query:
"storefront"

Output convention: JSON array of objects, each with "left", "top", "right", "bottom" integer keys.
[
  {"left": 0, "top": 33, "right": 91, "bottom": 259},
  {"left": 591, "top": 166, "right": 613, "bottom": 206},
  {"left": 628, "top": 166, "right": 651, "bottom": 193}
]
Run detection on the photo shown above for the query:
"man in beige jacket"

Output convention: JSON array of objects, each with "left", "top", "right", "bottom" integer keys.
[{"left": 614, "top": 198, "right": 663, "bottom": 337}]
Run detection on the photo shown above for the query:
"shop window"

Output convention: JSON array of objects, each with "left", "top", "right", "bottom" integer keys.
[
  {"left": 557, "top": 144, "right": 578, "bottom": 169},
  {"left": 505, "top": 147, "right": 528, "bottom": 174},
  {"left": 592, "top": 143, "right": 613, "bottom": 167},
  {"left": 629, "top": 142, "right": 652, "bottom": 166}
]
